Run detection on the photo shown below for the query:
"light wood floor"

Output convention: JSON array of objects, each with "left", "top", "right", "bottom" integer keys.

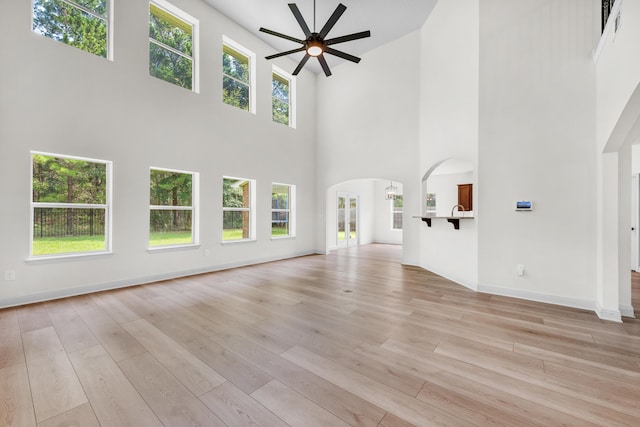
[{"left": 2, "top": 244, "right": 640, "bottom": 426}]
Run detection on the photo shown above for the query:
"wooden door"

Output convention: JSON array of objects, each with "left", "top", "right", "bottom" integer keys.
[{"left": 458, "top": 184, "right": 473, "bottom": 212}]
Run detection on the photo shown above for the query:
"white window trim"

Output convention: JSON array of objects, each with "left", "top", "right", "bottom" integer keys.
[
  {"left": 272, "top": 65, "right": 296, "bottom": 129},
  {"left": 149, "top": 0, "right": 200, "bottom": 93},
  {"left": 271, "top": 183, "right": 296, "bottom": 239},
  {"left": 222, "top": 36, "right": 256, "bottom": 114},
  {"left": 148, "top": 166, "right": 200, "bottom": 250},
  {"left": 222, "top": 176, "right": 256, "bottom": 242},
  {"left": 32, "top": 0, "right": 114, "bottom": 61},
  {"left": 28, "top": 151, "right": 113, "bottom": 261}
]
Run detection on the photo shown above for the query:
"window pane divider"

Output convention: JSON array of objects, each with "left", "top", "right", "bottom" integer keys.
[
  {"left": 33, "top": 202, "right": 107, "bottom": 209},
  {"left": 149, "top": 38, "right": 193, "bottom": 61},
  {"left": 61, "top": 0, "right": 107, "bottom": 21},
  {"left": 223, "top": 72, "right": 249, "bottom": 88},
  {"left": 149, "top": 205, "right": 193, "bottom": 211}
]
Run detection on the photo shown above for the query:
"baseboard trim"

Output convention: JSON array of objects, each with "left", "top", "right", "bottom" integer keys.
[
  {"left": 0, "top": 250, "right": 318, "bottom": 309},
  {"left": 596, "top": 304, "right": 623, "bottom": 323},
  {"left": 619, "top": 304, "right": 636, "bottom": 319},
  {"left": 477, "top": 284, "right": 596, "bottom": 313}
]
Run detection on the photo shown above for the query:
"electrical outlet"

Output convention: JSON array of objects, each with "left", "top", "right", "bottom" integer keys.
[
  {"left": 203, "top": 249, "right": 210, "bottom": 257},
  {"left": 4, "top": 270, "right": 16, "bottom": 281},
  {"left": 517, "top": 264, "right": 525, "bottom": 276}
]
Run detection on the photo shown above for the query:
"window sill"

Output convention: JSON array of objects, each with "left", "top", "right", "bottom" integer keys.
[
  {"left": 271, "top": 236, "right": 296, "bottom": 241},
  {"left": 26, "top": 251, "right": 113, "bottom": 263},
  {"left": 221, "top": 239, "right": 256, "bottom": 245},
  {"left": 147, "top": 244, "right": 200, "bottom": 253}
]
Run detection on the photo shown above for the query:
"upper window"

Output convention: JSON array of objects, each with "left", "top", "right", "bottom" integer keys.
[
  {"left": 149, "top": 168, "right": 199, "bottom": 248},
  {"left": 149, "top": 0, "right": 199, "bottom": 92},
  {"left": 33, "top": 0, "right": 112, "bottom": 59},
  {"left": 31, "top": 152, "right": 112, "bottom": 258},
  {"left": 272, "top": 183, "right": 295, "bottom": 238},
  {"left": 222, "top": 37, "right": 256, "bottom": 113},
  {"left": 272, "top": 66, "right": 296, "bottom": 128},
  {"left": 392, "top": 195, "right": 403, "bottom": 230},
  {"left": 222, "top": 177, "right": 255, "bottom": 242}
]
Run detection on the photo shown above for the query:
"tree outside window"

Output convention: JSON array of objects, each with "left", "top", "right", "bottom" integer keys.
[
  {"left": 149, "top": 168, "right": 197, "bottom": 247},
  {"left": 33, "top": 0, "right": 110, "bottom": 58},
  {"left": 272, "top": 73, "right": 290, "bottom": 126},
  {"left": 31, "top": 153, "right": 111, "bottom": 257},
  {"left": 392, "top": 195, "right": 403, "bottom": 230},
  {"left": 223, "top": 177, "right": 255, "bottom": 241},
  {"left": 149, "top": 1, "right": 197, "bottom": 91},
  {"left": 272, "top": 184, "right": 295, "bottom": 237},
  {"left": 222, "top": 41, "right": 253, "bottom": 111}
]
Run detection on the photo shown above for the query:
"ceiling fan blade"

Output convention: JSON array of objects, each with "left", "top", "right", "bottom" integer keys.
[
  {"left": 325, "top": 47, "right": 361, "bottom": 64},
  {"left": 292, "top": 54, "right": 311, "bottom": 75},
  {"left": 325, "top": 30, "right": 371, "bottom": 46},
  {"left": 265, "top": 47, "right": 306, "bottom": 60},
  {"left": 318, "top": 3, "right": 347, "bottom": 39},
  {"left": 288, "top": 3, "right": 312, "bottom": 38},
  {"left": 318, "top": 54, "right": 332, "bottom": 77},
  {"left": 259, "top": 27, "right": 305, "bottom": 44}
]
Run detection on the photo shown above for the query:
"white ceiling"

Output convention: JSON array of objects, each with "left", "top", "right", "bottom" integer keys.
[{"left": 202, "top": 0, "right": 438, "bottom": 75}]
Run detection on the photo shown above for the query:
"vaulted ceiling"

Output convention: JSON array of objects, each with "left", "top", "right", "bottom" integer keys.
[{"left": 202, "top": 0, "right": 438, "bottom": 74}]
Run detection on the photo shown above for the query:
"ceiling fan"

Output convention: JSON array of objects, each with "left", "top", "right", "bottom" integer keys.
[{"left": 259, "top": 1, "right": 371, "bottom": 77}]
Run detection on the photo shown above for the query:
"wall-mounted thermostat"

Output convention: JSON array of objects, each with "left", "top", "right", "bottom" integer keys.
[{"left": 516, "top": 201, "right": 532, "bottom": 211}]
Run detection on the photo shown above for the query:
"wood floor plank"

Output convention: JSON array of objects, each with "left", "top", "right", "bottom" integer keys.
[
  {"left": 281, "top": 345, "right": 475, "bottom": 427},
  {"left": 251, "top": 380, "right": 351, "bottom": 427},
  {"left": 121, "top": 319, "right": 226, "bottom": 396},
  {"left": 68, "top": 345, "right": 162, "bottom": 427},
  {"left": 210, "top": 332, "right": 386, "bottom": 427},
  {"left": 200, "top": 381, "right": 288, "bottom": 427},
  {"left": 71, "top": 297, "right": 146, "bottom": 362},
  {"left": 37, "top": 403, "right": 99, "bottom": 427},
  {"left": 16, "top": 303, "right": 52, "bottom": 334},
  {"left": 44, "top": 299, "right": 98, "bottom": 354},
  {"left": 0, "top": 363, "right": 36, "bottom": 427},
  {"left": 22, "top": 327, "right": 87, "bottom": 422},
  {"left": 0, "top": 309, "right": 24, "bottom": 369},
  {"left": 118, "top": 352, "right": 225, "bottom": 426}
]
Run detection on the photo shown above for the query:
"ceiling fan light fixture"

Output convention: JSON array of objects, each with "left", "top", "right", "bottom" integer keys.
[{"left": 306, "top": 41, "right": 324, "bottom": 57}]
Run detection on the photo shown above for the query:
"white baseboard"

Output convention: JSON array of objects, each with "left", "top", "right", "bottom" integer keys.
[
  {"left": 477, "top": 284, "right": 596, "bottom": 313},
  {"left": 620, "top": 304, "right": 636, "bottom": 318},
  {"left": 0, "top": 250, "right": 317, "bottom": 309},
  {"left": 596, "top": 304, "right": 623, "bottom": 323}
]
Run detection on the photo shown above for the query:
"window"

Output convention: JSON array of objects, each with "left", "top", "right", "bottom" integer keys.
[
  {"left": 149, "top": 168, "right": 198, "bottom": 248},
  {"left": 223, "top": 37, "right": 256, "bottom": 113},
  {"left": 272, "top": 183, "right": 295, "bottom": 238},
  {"left": 31, "top": 152, "right": 111, "bottom": 258},
  {"left": 392, "top": 195, "right": 403, "bottom": 230},
  {"left": 272, "top": 66, "right": 296, "bottom": 127},
  {"left": 33, "top": 0, "right": 112, "bottom": 59},
  {"left": 426, "top": 193, "right": 436, "bottom": 214},
  {"left": 149, "top": 0, "right": 199, "bottom": 91},
  {"left": 222, "top": 177, "right": 255, "bottom": 241}
]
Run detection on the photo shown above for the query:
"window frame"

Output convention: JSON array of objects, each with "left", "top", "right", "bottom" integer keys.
[
  {"left": 149, "top": 0, "right": 200, "bottom": 92},
  {"left": 148, "top": 166, "right": 200, "bottom": 250},
  {"left": 222, "top": 176, "right": 256, "bottom": 243},
  {"left": 29, "top": 151, "right": 113, "bottom": 260},
  {"left": 32, "top": 0, "right": 114, "bottom": 60},
  {"left": 271, "top": 183, "right": 296, "bottom": 239},
  {"left": 391, "top": 195, "right": 403, "bottom": 230},
  {"left": 222, "top": 36, "right": 256, "bottom": 114},
  {"left": 271, "top": 65, "right": 296, "bottom": 128}
]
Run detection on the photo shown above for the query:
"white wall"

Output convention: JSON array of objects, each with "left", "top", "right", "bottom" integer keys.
[
  {"left": 418, "top": 0, "right": 479, "bottom": 290},
  {"left": 477, "top": 0, "right": 599, "bottom": 309},
  {"left": 315, "top": 32, "right": 421, "bottom": 264},
  {"left": 0, "top": 0, "right": 318, "bottom": 306}
]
